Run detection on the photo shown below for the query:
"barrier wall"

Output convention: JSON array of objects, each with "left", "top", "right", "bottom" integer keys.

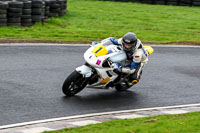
[
  {"left": 103, "top": 0, "right": 200, "bottom": 6},
  {"left": 0, "top": 0, "right": 67, "bottom": 27}
]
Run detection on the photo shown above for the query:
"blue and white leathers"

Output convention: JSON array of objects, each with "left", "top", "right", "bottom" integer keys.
[{"left": 99, "top": 37, "right": 148, "bottom": 74}]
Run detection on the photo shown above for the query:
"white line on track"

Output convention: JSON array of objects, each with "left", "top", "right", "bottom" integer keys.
[{"left": 1, "top": 103, "right": 200, "bottom": 130}]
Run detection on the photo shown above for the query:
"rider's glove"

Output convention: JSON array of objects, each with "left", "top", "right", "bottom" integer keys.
[{"left": 111, "top": 63, "right": 122, "bottom": 72}]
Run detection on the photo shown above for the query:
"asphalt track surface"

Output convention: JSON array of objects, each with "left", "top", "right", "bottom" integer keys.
[{"left": 0, "top": 45, "right": 200, "bottom": 126}]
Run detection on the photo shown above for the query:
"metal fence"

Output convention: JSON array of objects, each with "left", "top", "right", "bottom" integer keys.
[{"left": 104, "top": 0, "right": 200, "bottom": 6}]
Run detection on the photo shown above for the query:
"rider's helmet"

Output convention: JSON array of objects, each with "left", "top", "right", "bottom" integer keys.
[{"left": 122, "top": 32, "right": 138, "bottom": 52}]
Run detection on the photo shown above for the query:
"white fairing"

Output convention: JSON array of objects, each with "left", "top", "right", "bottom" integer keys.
[
  {"left": 75, "top": 44, "right": 127, "bottom": 88},
  {"left": 76, "top": 65, "right": 92, "bottom": 78},
  {"left": 84, "top": 44, "right": 127, "bottom": 67}
]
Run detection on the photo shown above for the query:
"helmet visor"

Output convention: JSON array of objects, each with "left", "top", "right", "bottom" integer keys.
[
  {"left": 122, "top": 43, "right": 133, "bottom": 51},
  {"left": 123, "top": 43, "right": 133, "bottom": 49}
]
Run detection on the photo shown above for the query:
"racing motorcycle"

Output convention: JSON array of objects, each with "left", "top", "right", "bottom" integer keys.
[{"left": 62, "top": 43, "right": 154, "bottom": 96}]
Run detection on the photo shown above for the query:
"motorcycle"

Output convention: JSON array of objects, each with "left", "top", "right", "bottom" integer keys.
[{"left": 62, "top": 43, "right": 154, "bottom": 96}]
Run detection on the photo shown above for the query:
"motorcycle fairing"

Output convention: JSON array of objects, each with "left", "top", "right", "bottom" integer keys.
[
  {"left": 92, "top": 44, "right": 108, "bottom": 57},
  {"left": 144, "top": 46, "right": 154, "bottom": 56},
  {"left": 96, "top": 59, "right": 101, "bottom": 65},
  {"left": 100, "top": 77, "right": 110, "bottom": 84},
  {"left": 76, "top": 65, "right": 92, "bottom": 78}
]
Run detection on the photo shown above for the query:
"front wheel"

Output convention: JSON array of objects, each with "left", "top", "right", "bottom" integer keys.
[{"left": 62, "top": 71, "right": 87, "bottom": 96}]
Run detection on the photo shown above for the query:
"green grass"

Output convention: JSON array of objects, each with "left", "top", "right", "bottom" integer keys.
[
  {"left": 44, "top": 112, "right": 200, "bottom": 133},
  {"left": 0, "top": 0, "right": 200, "bottom": 43}
]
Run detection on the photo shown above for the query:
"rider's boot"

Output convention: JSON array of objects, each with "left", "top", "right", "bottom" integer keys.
[{"left": 127, "top": 73, "right": 142, "bottom": 86}]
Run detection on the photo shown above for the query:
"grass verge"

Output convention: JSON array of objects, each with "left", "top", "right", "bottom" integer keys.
[
  {"left": 0, "top": 0, "right": 200, "bottom": 44},
  {"left": 44, "top": 112, "right": 200, "bottom": 133}
]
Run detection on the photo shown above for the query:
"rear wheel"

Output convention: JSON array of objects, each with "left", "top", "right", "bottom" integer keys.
[
  {"left": 62, "top": 71, "right": 87, "bottom": 96},
  {"left": 115, "top": 83, "right": 131, "bottom": 91}
]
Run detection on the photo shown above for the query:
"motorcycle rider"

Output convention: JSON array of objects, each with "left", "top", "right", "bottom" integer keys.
[{"left": 92, "top": 32, "right": 148, "bottom": 86}]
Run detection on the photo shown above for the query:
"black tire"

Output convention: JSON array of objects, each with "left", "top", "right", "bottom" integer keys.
[
  {"left": 21, "top": 22, "right": 32, "bottom": 26},
  {"left": 21, "top": 19, "right": 32, "bottom": 23},
  {"left": 7, "top": 12, "right": 22, "bottom": 17},
  {"left": 0, "top": 19, "right": 7, "bottom": 23},
  {"left": 49, "top": 0, "right": 57, "bottom": 5},
  {"left": 32, "top": 15, "right": 43, "bottom": 22},
  {"left": 193, "top": 2, "right": 200, "bottom": 6},
  {"left": 8, "top": 8, "right": 22, "bottom": 13},
  {"left": 58, "top": 12, "right": 64, "bottom": 16},
  {"left": 23, "top": 1, "right": 32, "bottom": 9},
  {"left": 0, "top": 14, "right": 6, "bottom": 19},
  {"left": 8, "top": 18, "right": 21, "bottom": 23},
  {"left": 59, "top": 10, "right": 66, "bottom": 16},
  {"left": 23, "top": 9, "right": 31, "bottom": 15},
  {"left": 115, "top": 83, "right": 131, "bottom": 91},
  {"left": 8, "top": 1, "right": 23, "bottom": 8},
  {"left": 49, "top": 12, "right": 58, "bottom": 17},
  {"left": 32, "top": 3, "right": 43, "bottom": 8},
  {"left": 62, "top": 5, "right": 67, "bottom": 9},
  {"left": 44, "top": 0, "right": 51, "bottom": 6},
  {"left": 32, "top": 0, "right": 44, "bottom": 4},
  {"left": 45, "top": 6, "right": 50, "bottom": 10},
  {"left": 62, "top": 71, "right": 87, "bottom": 96},
  {"left": 57, "top": 0, "right": 66, "bottom": 5},
  {"left": 21, "top": 15, "right": 31, "bottom": 19},
  {"left": 32, "top": 8, "right": 43, "bottom": 15},
  {"left": 50, "top": 4, "right": 60, "bottom": 9},
  {"left": 0, "top": 2, "right": 9, "bottom": 9},
  {"left": 50, "top": 8, "right": 61, "bottom": 13},
  {"left": 7, "top": 23, "right": 21, "bottom": 26},
  {"left": 0, "top": 9, "right": 7, "bottom": 14},
  {"left": 45, "top": 11, "right": 50, "bottom": 15},
  {"left": 16, "top": 0, "right": 29, "bottom": 2},
  {"left": 0, "top": 23, "right": 7, "bottom": 26}
]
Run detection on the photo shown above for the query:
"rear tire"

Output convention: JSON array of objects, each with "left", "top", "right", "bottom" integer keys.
[
  {"left": 62, "top": 71, "right": 87, "bottom": 96},
  {"left": 115, "top": 83, "right": 130, "bottom": 91}
]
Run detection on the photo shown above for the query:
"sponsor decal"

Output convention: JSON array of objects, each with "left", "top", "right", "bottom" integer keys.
[
  {"left": 135, "top": 56, "right": 139, "bottom": 58},
  {"left": 96, "top": 59, "right": 101, "bottom": 65}
]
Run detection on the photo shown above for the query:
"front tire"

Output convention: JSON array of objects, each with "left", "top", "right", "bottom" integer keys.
[{"left": 62, "top": 71, "right": 87, "bottom": 96}]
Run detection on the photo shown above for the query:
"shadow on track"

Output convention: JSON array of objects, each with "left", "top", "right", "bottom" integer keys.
[{"left": 61, "top": 90, "right": 142, "bottom": 110}]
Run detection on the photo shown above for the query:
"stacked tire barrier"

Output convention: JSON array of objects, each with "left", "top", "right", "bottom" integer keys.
[
  {"left": 0, "top": 1, "right": 8, "bottom": 26},
  {"left": 31, "top": 0, "right": 44, "bottom": 23},
  {"left": 103, "top": 0, "right": 200, "bottom": 6},
  {"left": 0, "top": 0, "right": 67, "bottom": 27},
  {"left": 140, "top": 0, "right": 200, "bottom": 6},
  {"left": 48, "top": 0, "right": 67, "bottom": 17},
  {"left": 44, "top": 0, "right": 50, "bottom": 22},
  {"left": 19, "top": 0, "right": 32, "bottom": 26},
  {"left": 7, "top": 1, "right": 23, "bottom": 26}
]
